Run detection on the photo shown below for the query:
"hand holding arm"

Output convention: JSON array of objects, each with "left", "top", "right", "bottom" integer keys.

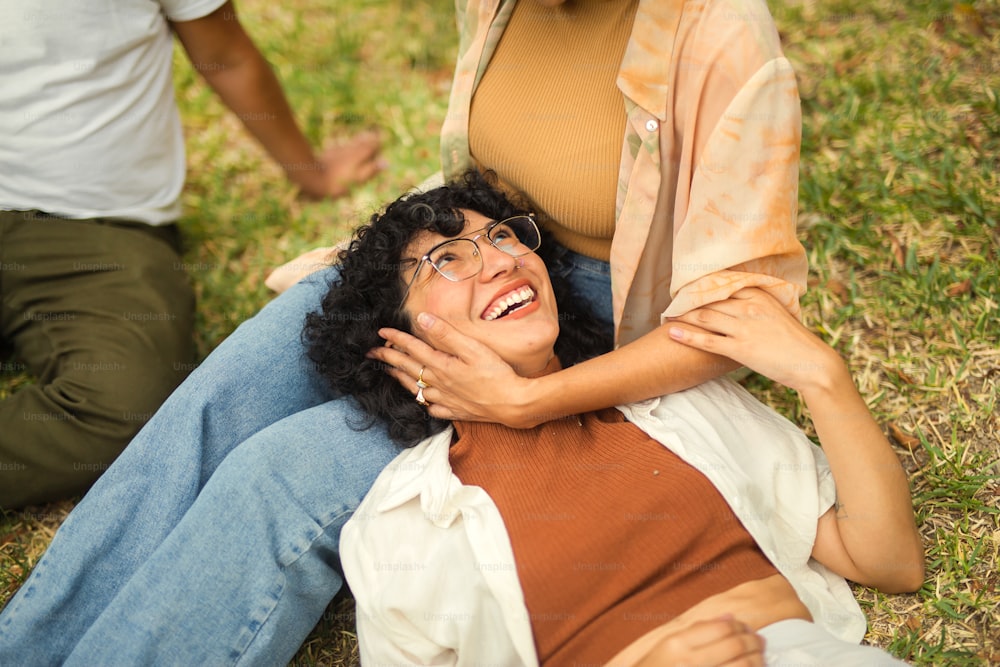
[
  {"left": 370, "top": 312, "right": 739, "bottom": 428},
  {"left": 668, "top": 288, "right": 925, "bottom": 592},
  {"left": 171, "top": 1, "right": 383, "bottom": 200}
]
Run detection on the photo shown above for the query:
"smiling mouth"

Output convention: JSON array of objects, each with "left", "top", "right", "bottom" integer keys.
[{"left": 483, "top": 286, "right": 537, "bottom": 321}]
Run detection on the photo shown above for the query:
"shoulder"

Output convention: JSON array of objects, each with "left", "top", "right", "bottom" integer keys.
[{"left": 673, "top": 0, "right": 787, "bottom": 77}]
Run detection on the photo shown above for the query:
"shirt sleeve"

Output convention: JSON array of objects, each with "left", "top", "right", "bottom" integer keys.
[
  {"left": 158, "top": 0, "right": 229, "bottom": 24},
  {"left": 342, "top": 518, "right": 460, "bottom": 666},
  {"left": 662, "top": 0, "right": 807, "bottom": 319}
]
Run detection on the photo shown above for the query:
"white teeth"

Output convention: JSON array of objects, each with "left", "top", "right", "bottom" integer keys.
[{"left": 484, "top": 287, "right": 535, "bottom": 321}]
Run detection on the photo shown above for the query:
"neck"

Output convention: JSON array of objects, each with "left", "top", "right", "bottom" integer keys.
[{"left": 517, "top": 354, "right": 561, "bottom": 378}]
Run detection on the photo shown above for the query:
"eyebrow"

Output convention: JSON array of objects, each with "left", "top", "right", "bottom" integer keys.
[{"left": 410, "top": 222, "right": 495, "bottom": 259}]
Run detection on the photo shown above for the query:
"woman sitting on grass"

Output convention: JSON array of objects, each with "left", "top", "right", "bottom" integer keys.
[{"left": 304, "top": 171, "right": 925, "bottom": 666}]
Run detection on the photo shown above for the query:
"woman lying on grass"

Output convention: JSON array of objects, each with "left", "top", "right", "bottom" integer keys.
[{"left": 304, "top": 171, "right": 925, "bottom": 666}]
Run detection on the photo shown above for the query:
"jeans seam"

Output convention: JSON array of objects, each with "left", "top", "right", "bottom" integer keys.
[{"left": 230, "top": 507, "right": 356, "bottom": 666}]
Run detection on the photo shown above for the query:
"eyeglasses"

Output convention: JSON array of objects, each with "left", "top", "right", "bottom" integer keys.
[{"left": 399, "top": 214, "right": 541, "bottom": 306}]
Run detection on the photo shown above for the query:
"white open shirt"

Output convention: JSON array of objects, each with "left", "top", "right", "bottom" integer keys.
[{"left": 341, "top": 378, "right": 867, "bottom": 666}]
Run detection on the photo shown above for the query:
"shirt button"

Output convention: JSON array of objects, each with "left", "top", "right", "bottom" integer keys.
[{"left": 645, "top": 119, "right": 658, "bottom": 132}]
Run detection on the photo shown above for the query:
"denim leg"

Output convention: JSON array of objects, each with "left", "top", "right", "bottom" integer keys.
[
  {"left": 0, "top": 270, "right": 343, "bottom": 663},
  {"left": 551, "top": 247, "right": 613, "bottom": 338},
  {"left": 0, "top": 255, "right": 614, "bottom": 663},
  {"left": 62, "top": 402, "right": 399, "bottom": 667}
]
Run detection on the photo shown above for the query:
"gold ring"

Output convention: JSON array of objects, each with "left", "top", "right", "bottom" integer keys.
[
  {"left": 416, "top": 366, "right": 429, "bottom": 389},
  {"left": 415, "top": 387, "right": 429, "bottom": 406}
]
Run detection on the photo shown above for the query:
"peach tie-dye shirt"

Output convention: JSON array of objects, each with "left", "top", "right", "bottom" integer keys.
[{"left": 441, "top": 0, "right": 807, "bottom": 346}]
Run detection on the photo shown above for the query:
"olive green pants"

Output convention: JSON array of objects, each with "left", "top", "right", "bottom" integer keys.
[{"left": 0, "top": 211, "right": 195, "bottom": 507}]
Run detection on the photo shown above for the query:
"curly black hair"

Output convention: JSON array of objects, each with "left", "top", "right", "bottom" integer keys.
[{"left": 303, "top": 170, "right": 612, "bottom": 446}]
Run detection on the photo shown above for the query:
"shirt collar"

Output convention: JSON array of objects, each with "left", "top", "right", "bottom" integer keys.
[
  {"left": 374, "top": 427, "right": 462, "bottom": 527},
  {"left": 615, "top": 0, "right": 685, "bottom": 120}
]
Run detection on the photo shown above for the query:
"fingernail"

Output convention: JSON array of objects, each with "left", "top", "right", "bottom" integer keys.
[
  {"left": 417, "top": 312, "right": 436, "bottom": 329},
  {"left": 668, "top": 326, "right": 683, "bottom": 340}
]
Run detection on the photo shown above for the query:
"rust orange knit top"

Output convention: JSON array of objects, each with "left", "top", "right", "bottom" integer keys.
[{"left": 449, "top": 408, "right": 780, "bottom": 666}]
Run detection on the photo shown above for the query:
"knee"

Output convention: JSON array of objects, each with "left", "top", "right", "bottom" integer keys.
[
  {"left": 46, "top": 357, "right": 185, "bottom": 439},
  {"left": 212, "top": 432, "right": 327, "bottom": 502},
  {"left": 197, "top": 433, "right": 351, "bottom": 566},
  {"left": 208, "top": 417, "right": 392, "bottom": 527}
]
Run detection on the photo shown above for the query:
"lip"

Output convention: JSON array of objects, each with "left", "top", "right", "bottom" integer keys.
[{"left": 480, "top": 280, "right": 538, "bottom": 321}]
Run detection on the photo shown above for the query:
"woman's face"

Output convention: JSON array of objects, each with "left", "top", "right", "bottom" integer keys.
[{"left": 400, "top": 209, "right": 560, "bottom": 377}]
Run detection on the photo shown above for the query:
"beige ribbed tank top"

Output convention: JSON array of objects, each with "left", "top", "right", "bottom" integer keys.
[{"left": 469, "top": 0, "right": 639, "bottom": 262}]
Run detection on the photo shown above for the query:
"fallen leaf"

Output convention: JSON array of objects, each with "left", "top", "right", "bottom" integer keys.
[
  {"left": 834, "top": 53, "right": 866, "bottom": 76},
  {"left": 965, "top": 130, "right": 982, "bottom": 152},
  {"left": 885, "top": 230, "right": 906, "bottom": 269},
  {"left": 945, "top": 278, "right": 972, "bottom": 297},
  {"left": 954, "top": 3, "right": 989, "bottom": 38},
  {"left": 889, "top": 422, "right": 921, "bottom": 450},
  {"left": 905, "top": 616, "right": 922, "bottom": 631},
  {"left": 825, "top": 279, "right": 850, "bottom": 303}
]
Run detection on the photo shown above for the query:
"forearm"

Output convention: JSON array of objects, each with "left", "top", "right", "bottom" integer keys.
[
  {"left": 199, "top": 51, "right": 321, "bottom": 190},
  {"left": 802, "top": 366, "right": 924, "bottom": 590},
  {"left": 665, "top": 290, "right": 923, "bottom": 590},
  {"left": 376, "top": 310, "right": 737, "bottom": 430},
  {"left": 514, "top": 325, "right": 739, "bottom": 427}
]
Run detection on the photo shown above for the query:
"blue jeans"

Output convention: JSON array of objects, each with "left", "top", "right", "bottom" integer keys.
[{"left": 0, "top": 253, "right": 613, "bottom": 665}]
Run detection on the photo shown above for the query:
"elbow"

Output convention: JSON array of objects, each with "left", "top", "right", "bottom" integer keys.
[
  {"left": 866, "top": 545, "right": 926, "bottom": 593},
  {"left": 895, "top": 557, "right": 927, "bottom": 594},
  {"left": 874, "top": 565, "right": 925, "bottom": 594},
  {"left": 896, "top": 533, "right": 927, "bottom": 593}
]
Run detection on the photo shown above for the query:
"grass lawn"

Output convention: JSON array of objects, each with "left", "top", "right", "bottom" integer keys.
[{"left": 2, "top": 0, "right": 998, "bottom": 664}]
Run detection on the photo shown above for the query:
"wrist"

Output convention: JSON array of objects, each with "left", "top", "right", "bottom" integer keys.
[
  {"left": 797, "top": 355, "right": 855, "bottom": 404},
  {"left": 285, "top": 157, "right": 327, "bottom": 197},
  {"left": 502, "top": 374, "right": 555, "bottom": 429}
]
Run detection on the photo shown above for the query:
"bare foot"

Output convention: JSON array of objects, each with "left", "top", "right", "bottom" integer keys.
[{"left": 264, "top": 245, "right": 341, "bottom": 293}]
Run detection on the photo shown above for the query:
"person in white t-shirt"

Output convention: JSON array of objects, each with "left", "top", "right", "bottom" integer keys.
[{"left": 0, "top": 0, "right": 384, "bottom": 508}]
